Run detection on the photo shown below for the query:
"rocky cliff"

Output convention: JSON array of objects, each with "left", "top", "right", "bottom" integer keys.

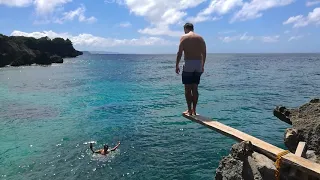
[
  {"left": 0, "top": 34, "right": 83, "bottom": 67},
  {"left": 215, "top": 98, "right": 320, "bottom": 180}
]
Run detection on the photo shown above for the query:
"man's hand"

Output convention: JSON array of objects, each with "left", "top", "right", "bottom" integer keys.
[{"left": 176, "top": 66, "right": 180, "bottom": 74}]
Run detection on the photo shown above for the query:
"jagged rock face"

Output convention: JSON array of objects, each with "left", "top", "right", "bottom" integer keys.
[
  {"left": 34, "top": 52, "right": 51, "bottom": 65},
  {"left": 230, "top": 141, "right": 254, "bottom": 161},
  {"left": 216, "top": 142, "right": 253, "bottom": 180},
  {"left": 0, "top": 34, "right": 82, "bottom": 67},
  {"left": 251, "top": 152, "right": 276, "bottom": 180},
  {"left": 286, "top": 99, "right": 320, "bottom": 155},
  {"left": 284, "top": 128, "right": 299, "bottom": 153},
  {"left": 216, "top": 154, "right": 244, "bottom": 180},
  {"left": 216, "top": 141, "right": 281, "bottom": 180},
  {"left": 50, "top": 55, "right": 63, "bottom": 63}
]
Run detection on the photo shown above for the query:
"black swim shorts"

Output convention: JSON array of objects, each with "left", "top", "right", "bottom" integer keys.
[
  {"left": 182, "top": 60, "right": 203, "bottom": 84},
  {"left": 182, "top": 71, "right": 202, "bottom": 84}
]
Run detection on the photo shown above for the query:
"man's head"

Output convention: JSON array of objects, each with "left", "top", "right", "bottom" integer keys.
[
  {"left": 104, "top": 144, "right": 109, "bottom": 151},
  {"left": 184, "top": 23, "right": 194, "bottom": 34}
]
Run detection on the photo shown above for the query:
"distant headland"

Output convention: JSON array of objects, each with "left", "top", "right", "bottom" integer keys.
[{"left": 0, "top": 34, "right": 83, "bottom": 67}]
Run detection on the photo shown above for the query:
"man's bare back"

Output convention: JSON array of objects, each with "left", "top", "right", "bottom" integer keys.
[{"left": 180, "top": 32, "right": 206, "bottom": 61}]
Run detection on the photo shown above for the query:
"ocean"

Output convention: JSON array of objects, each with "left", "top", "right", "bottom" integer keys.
[{"left": 0, "top": 53, "right": 319, "bottom": 180}]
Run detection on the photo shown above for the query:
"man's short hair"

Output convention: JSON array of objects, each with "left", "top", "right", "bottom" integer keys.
[{"left": 184, "top": 23, "right": 194, "bottom": 31}]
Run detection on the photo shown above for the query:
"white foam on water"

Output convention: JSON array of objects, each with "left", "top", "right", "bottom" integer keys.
[
  {"left": 88, "top": 149, "right": 121, "bottom": 163},
  {"left": 83, "top": 141, "right": 96, "bottom": 145}
]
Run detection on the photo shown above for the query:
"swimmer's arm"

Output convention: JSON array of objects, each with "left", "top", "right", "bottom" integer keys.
[
  {"left": 90, "top": 143, "right": 101, "bottom": 153},
  {"left": 110, "top": 142, "right": 121, "bottom": 151},
  {"left": 90, "top": 143, "right": 95, "bottom": 153}
]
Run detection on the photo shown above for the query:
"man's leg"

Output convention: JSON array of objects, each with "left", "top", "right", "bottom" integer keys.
[
  {"left": 191, "top": 71, "right": 202, "bottom": 115},
  {"left": 191, "top": 84, "right": 199, "bottom": 115},
  {"left": 184, "top": 84, "right": 193, "bottom": 115}
]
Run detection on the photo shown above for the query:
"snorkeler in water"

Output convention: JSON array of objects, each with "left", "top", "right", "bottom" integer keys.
[{"left": 90, "top": 141, "right": 120, "bottom": 155}]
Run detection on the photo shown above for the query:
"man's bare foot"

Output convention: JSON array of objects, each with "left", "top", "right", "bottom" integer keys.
[
  {"left": 183, "top": 110, "right": 192, "bottom": 115},
  {"left": 192, "top": 109, "right": 199, "bottom": 116}
]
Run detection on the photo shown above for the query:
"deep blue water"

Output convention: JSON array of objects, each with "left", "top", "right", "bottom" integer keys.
[{"left": 0, "top": 53, "right": 319, "bottom": 180}]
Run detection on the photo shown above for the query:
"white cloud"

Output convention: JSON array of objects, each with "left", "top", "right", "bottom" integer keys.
[
  {"left": 119, "top": 22, "right": 132, "bottom": 27},
  {"left": 186, "top": 16, "right": 211, "bottom": 24},
  {"left": 240, "top": 32, "right": 255, "bottom": 41},
  {"left": 261, "top": 35, "right": 280, "bottom": 42},
  {"left": 138, "top": 26, "right": 183, "bottom": 37},
  {"left": 288, "top": 35, "right": 304, "bottom": 41},
  {"left": 219, "top": 33, "right": 280, "bottom": 43},
  {"left": 0, "top": 0, "right": 32, "bottom": 7},
  {"left": 284, "top": 30, "right": 290, "bottom": 34},
  {"left": 187, "top": 0, "right": 242, "bottom": 24},
  {"left": 0, "top": 0, "right": 72, "bottom": 15},
  {"left": 187, "top": 15, "right": 222, "bottom": 24},
  {"left": 33, "top": 0, "right": 72, "bottom": 15},
  {"left": 11, "top": 30, "right": 71, "bottom": 39},
  {"left": 119, "top": 0, "right": 206, "bottom": 36},
  {"left": 10, "top": 30, "right": 175, "bottom": 48},
  {"left": 306, "top": 0, "right": 320, "bottom": 6},
  {"left": 56, "top": 5, "right": 97, "bottom": 24},
  {"left": 231, "top": 0, "right": 294, "bottom": 22},
  {"left": 123, "top": 0, "right": 206, "bottom": 26},
  {"left": 283, "top": 8, "right": 320, "bottom": 28},
  {"left": 218, "top": 30, "right": 237, "bottom": 34},
  {"left": 201, "top": 0, "right": 243, "bottom": 15},
  {"left": 219, "top": 32, "right": 254, "bottom": 43},
  {"left": 0, "top": 0, "right": 87, "bottom": 24},
  {"left": 219, "top": 36, "right": 238, "bottom": 43}
]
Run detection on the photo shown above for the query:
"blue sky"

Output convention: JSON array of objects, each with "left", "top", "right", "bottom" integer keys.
[{"left": 0, "top": 0, "right": 320, "bottom": 53}]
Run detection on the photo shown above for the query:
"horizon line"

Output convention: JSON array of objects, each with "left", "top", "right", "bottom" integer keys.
[{"left": 81, "top": 51, "right": 320, "bottom": 55}]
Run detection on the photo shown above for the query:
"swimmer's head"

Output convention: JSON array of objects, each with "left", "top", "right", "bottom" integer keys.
[{"left": 104, "top": 144, "right": 109, "bottom": 150}]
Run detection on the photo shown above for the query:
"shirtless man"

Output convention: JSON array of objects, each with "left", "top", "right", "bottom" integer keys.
[
  {"left": 176, "top": 23, "right": 206, "bottom": 116},
  {"left": 90, "top": 141, "right": 120, "bottom": 155}
]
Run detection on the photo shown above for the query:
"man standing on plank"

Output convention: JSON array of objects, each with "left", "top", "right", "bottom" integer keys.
[{"left": 176, "top": 22, "right": 207, "bottom": 116}]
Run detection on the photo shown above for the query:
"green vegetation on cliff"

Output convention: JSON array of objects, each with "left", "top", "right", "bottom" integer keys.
[{"left": 0, "top": 34, "right": 83, "bottom": 67}]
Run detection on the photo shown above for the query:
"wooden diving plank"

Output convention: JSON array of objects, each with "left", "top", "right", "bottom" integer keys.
[{"left": 182, "top": 113, "right": 320, "bottom": 179}]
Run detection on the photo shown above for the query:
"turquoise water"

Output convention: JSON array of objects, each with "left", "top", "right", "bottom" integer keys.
[{"left": 1, "top": 53, "right": 319, "bottom": 180}]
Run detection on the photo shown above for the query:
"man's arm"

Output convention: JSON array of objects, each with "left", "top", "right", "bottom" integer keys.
[
  {"left": 201, "top": 37, "right": 207, "bottom": 67},
  {"left": 176, "top": 37, "right": 184, "bottom": 74},
  {"left": 110, "top": 141, "right": 121, "bottom": 151}
]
